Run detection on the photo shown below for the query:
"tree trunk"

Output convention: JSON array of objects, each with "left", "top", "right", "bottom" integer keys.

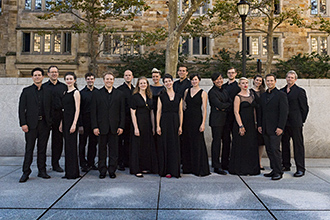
[
  {"left": 265, "top": 2, "right": 275, "bottom": 75},
  {"left": 88, "top": 31, "right": 98, "bottom": 76},
  {"left": 165, "top": 0, "right": 204, "bottom": 77},
  {"left": 165, "top": 34, "right": 180, "bottom": 76}
]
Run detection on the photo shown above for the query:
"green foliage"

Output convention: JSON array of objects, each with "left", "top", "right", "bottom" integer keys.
[
  {"left": 191, "top": 49, "right": 256, "bottom": 78},
  {"left": 113, "top": 50, "right": 187, "bottom": 77},
  {"left": 37, "top": 0, "right": 149, "bottom": 34},
  {"left": 274, "top": 52, "right": 330, "bottom": 78},
  {"left": 113, "top": 48, "right": 261, "bottom": 78}
]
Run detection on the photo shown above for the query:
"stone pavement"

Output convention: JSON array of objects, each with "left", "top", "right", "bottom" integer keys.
[{"left": 1, "top": 157, "right": 330, "bottom": 220}]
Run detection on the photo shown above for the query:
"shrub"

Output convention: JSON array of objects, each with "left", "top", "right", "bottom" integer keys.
[{"left": 274, "top": 52, "right": 330, "bottom": 78}]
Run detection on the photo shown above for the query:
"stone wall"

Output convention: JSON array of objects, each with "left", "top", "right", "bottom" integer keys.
[{"left": 0, "top": 77, "right": 329, "bottom": 158}]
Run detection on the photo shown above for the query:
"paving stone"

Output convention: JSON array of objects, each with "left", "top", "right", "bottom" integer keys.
[
  {"left": 245, "top": 182, "right": 330, "bottom": 210},
  {"left": 159, "top": 180, "right": 265, "bottom": 210},
  {"left": 52, "top": 171, "right": 160, "bottom": 209},
  {"left": 157, "top": 210, "right": 274, "bottom": 220},
  {"left": 0, "top": 168, "right": 78, "bottom": 209},
  {"left": 41, "top": 209, "right": 157, "bottom": 220},
  {"left": 0, "top": 209, "right": 44, "bottom": 220},
  {"left": 0, "top": 165, "right": 20, "bottom": 178},
  {"left": 272, "top": 211, "right": 330, "bottom": 220}
]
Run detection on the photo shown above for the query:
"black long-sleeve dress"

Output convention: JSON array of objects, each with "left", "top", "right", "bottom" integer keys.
[
  {"left": 130, "top": 93, "right": 158, "bottom": 174},
  {"left": 62, "top": 89, "right": 80, "bottom": 179},
  {"left": 158, "top": 92, "right": 181, "bottom": 178},
  {"left": 182, "top": 89, "right": 210, "bottom": 177}
]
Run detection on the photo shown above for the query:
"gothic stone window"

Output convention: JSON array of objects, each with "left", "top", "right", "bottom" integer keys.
[
  {"left": 22, "top": 31, "right": 71, "bottom": 54},
  {"left": 179, "top": 36, "right": 211, "bottom": 56},
  {"left": 25, "top": 0, "right": 51, "bottom": 11},
  {"left": 310, "top": 35, "right": 328, "bottom": 55},
  {"left": 178, "top": 0, "right": 211, "bottom": 16},
  {"left": 246, "top": 35, "right": 281, "bottom": 57},
  {"left": 311, "top": 0, "right": 327, "bottom": 15},
  {"left": 103, "top": 34, "right": 142, "bottom": 56}
]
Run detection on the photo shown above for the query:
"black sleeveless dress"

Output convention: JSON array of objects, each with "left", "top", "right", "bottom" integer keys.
[
  {"left": 182, "top": 89, "right": 210, "bottom": 177},
  {"left": 130, "top": 93, "right": 158, "bottom": 175},
  {"left": 62, "top": 89, "right": 80, "bottom": 179},
  {"left": 229, "top": 94, "right": 260, "bottom": 175},
  {"left": 158, "top": 92, "right": 181, "bottom": 178}
]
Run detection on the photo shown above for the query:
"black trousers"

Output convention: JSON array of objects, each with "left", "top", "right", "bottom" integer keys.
[
  {"left": 263, "top": 134, "right": 283, "bottom": 175},
  {"left": 211, "top": 126, "right": 225, "bottom": 169},
  {"left": 118, "top": 118, "right": 131, "bottom": 167},
  {"left": 79, "top": 124, "right": 98, "bottom": 168},
  {"left": 221, "top": 113, "right": 235, "bottom": 170},
  {"left": 98, "top": 132, "right": 118, "bottom": 174},
  {"left": 282, "top": 126, "right": 305, "bottom": 172},
  {"left": 51, "top": 110, "right": 63, "bottom": 168},
  {"left": 23, "top": 120, "right": 50, "bottom": 174}
]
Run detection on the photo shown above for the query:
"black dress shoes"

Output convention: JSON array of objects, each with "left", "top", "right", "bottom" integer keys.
[
  {"left": 271, "top": 174, "right": 283, "bottom": 180},
  {"left": 91, "top": 165, "right": 98, "bottom": 170},
  {"left": 99, "top": 173, "right": 106, "bottom": 179},
  {"left": 19, "top": 172, "right": 30, "bottom": 183},
  {"left": 293, "top": 171, "right": 305, "bottom": 177},
  {"left": 118, "top": 164, "right": 125, "bottom": 171},
  {"left": 282, "top": 167, "right": 291, "bottom": 171},
  {"left": 264, "top": 171, "right": 275, "bottom": 177},
  {"left": 214, "top": 168, "right": 227, "bottom": 175},
  {"left": 38, "top": 172, "right": 51, "bottom": 179},
  {"left": 81, "top": 166, "right": 89, "bottom": 172},
  {"left": 109, "top": 173, "right": 116, "bottom": 179},
  {"left": 53, "top": 166, "right": 64, "bottom": 172}
]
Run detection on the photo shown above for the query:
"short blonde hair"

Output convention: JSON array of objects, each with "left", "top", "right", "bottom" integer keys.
[{"left": 238, "top": 77, "right": 248, "bottom": 84}]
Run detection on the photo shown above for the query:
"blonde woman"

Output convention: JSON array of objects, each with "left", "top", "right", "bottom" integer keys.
[{"left": 229, "top": 77, "right": 260, "bottom": 175}]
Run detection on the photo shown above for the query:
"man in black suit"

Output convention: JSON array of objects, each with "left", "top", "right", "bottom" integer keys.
[
  {"left": 78, "top": 72, "right": 98, "bottom": 172},
  {"left": 258, "top": 74, "right": 288, "bottom": 180},
  {"left": 281, "top": 70, "right": 309, "bottom": 177},
  {"left": 173, "top": 65, "right": 191, "bottom": 97},
  {"left": 221, "top": 67, "right": 240, "bottom": 170},
  {"left": 208, "top": 72, "right": 231, "bottom": 175},
  {"left": 117, "top": 70, "right": 135, "bottom": 171},
  {"left": 43, "top": 66, "right": 67, "bottom": 172},
  {"left": 18, "top": 68, "right": 53, "bottom": 182},
  {"left": 91, "top": 72, "right": 125, "bottom": 179}
]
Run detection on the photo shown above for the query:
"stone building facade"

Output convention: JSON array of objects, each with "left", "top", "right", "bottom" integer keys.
[{"left": 0, "top": 0, "right": 328, "bottom": 77}]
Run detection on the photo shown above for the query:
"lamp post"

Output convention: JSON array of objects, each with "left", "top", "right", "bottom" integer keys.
[{"left": 237, "top": 0, "right": 250, "bottom": 76}]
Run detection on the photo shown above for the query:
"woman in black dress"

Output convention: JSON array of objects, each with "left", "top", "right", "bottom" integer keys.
[
  {"left": 130, "top": 77, "right": 158, "bottom": 177},
  {"left": 251, "top": 74, "right": 266, "bottom": 170},
  {"left": 59, "top": 72, "right": 80, "bottom": 179},
  {"left": 182, "top": 73, "right": 210, "bottom": 177},
  {"left": 229, "top": 77, "right": 260, "bottom": 175},
  {"left": 150, "top": 68, "right": 165, "bottom": 153},
  {"left": 150, "top": 68, "right": 165, "bottom": 111},
  {"left": 156, "top": 74, "right": 183, "bottom": 178}
]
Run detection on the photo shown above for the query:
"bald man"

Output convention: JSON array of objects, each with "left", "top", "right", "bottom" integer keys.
[{"left": 117, "top": 70, "right": 135, "bottom": 171}]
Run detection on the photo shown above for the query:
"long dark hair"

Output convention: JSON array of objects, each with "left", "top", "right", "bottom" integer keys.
[
  {"left": 253, "top": 74, "right": 265, "bottom": 93},
  {"left": 64, "top": 72, "right": 78, "bottom": 89}
]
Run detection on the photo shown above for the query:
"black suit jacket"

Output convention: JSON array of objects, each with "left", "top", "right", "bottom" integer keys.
[
  {"left": 19, "top": 84, "right": 52, "bottom": 129},
  {"left": 208, "top": 85, "right": 231, "bottom": 127},
  {"left": 117, "top": 82, "right": 135, "bottom": 116},
  {"left": 91, "top": 86, "right": 125, "bottom": 135},
  {"left": 281, "top": 84, "right": 309, "bottom": 127},
  {"left": 258, "top": 88, "right": 289, "bottom": 135}
]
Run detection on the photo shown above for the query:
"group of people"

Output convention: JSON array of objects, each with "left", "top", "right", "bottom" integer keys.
[{"left": 18, "top": 65, "right": 309, "bottom": 183}]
